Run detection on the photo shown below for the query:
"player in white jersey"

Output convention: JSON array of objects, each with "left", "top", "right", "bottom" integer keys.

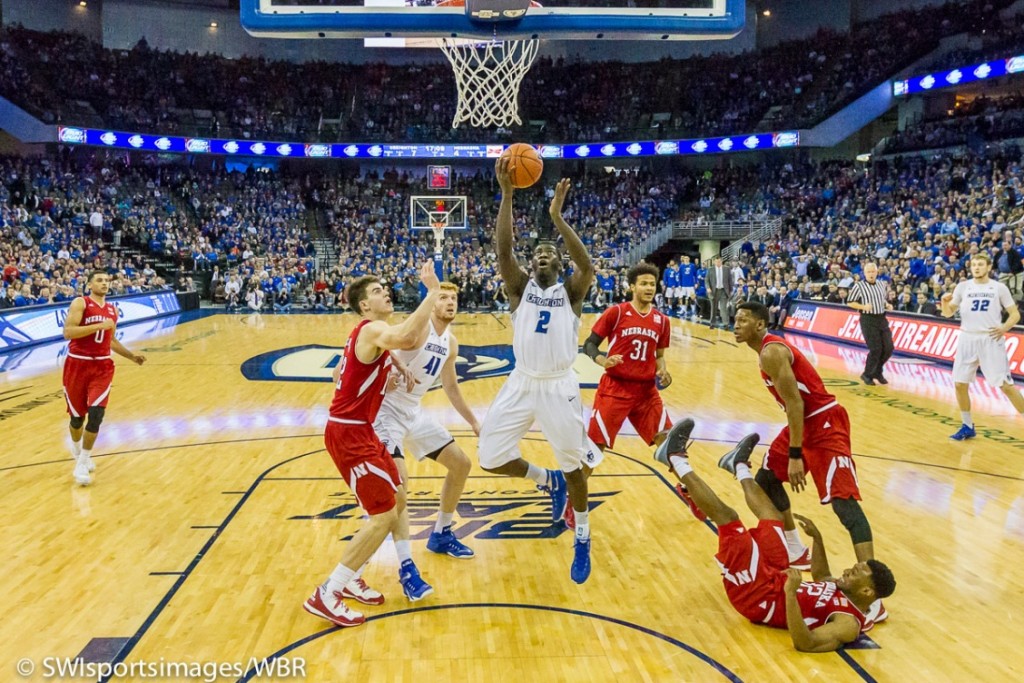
[
  {"left": 478, "top": 158, "right": 599, "bottom": 584},
  {"left": 375, "top": 282, "right": 481, "bottom": 576},
  {"left": 941, "top": 252, "right": 1024, "bottom": 440}
]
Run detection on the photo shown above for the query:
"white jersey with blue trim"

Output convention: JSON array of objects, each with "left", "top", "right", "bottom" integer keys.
[
  {"left": 385, "top": 320, "right": 451, "bottom": 408},
  {"left": 512, "top": 279, "right": 580, "bottom": 374},
  {"left": 952, "top": 279, "right": 1014, "bottom": 334}
]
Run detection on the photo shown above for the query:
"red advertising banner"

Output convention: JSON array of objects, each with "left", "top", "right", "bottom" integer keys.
[{"left": 781, "top": 301, "right": 1024, "bottom": 380}]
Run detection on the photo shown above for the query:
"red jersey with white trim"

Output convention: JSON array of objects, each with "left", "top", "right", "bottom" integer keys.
[
  {"left": 765, "top": 579, "right": 869, "bottom": 632},
  {"left": 591, "top": 302, "right": 671, "bottom": 382},
  {"left": 328, "top": 319, "right": 393, "bottom": 422},
  {"left": 758, "top": 334, "right": 836, "bottom": 416},
  {"left": 68, "top": 296, "right": 118, "bottom": 357}
]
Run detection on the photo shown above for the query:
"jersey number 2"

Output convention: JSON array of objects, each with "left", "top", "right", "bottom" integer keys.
[
  {"left": 970, "top": 299, "right": 991, "bottom": 312},
  {"left": 535, "top": 310, "right": 551, "bottom": 334}
]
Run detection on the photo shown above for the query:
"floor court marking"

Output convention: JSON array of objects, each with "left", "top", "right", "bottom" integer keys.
[{"left": 239, "top": 603, "right": 745, "bottom": 683}]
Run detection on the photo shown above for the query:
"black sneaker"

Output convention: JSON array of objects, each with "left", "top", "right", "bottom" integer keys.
[
  {"left": 717, "top": 433, "right": 761, "bottom": 475},
  {"left": 653, "top": 418, "right": 695, "bottom": 467}
]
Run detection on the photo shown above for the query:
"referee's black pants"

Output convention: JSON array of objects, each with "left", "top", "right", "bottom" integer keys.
[{"left": 861, "top": 313, "right": 894, "bottom": 379}]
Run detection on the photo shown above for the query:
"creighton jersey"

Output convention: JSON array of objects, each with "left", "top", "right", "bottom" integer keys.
[
  {"left": 513, "top": 279, "right": 580, "bottom": 374},
  {"left": 953, "top": 280, "right": 1014, "bottom": 334},
  {"left": 386, "top": 321, "right": 450, "bottom": 409}
]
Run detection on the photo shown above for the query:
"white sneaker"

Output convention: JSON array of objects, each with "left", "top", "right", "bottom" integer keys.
[
  {"left": 866, "top": 599, "right": 888, "bottom": 625},
  {"left": 303, "top": 586, "right": 365, "bottom": 627},
  {"left": 86, "top": 456, "right": 95, "bottom": 473},
  {"left": 342, "top": 578, "right": 385, "bottom": 605},
  {"left": 73, "top": 459, "right": 92, "bottom": 486}
]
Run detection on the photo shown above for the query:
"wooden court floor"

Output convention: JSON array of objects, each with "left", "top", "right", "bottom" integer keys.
[{"left": 4, "top": 311, "right": 1024, "bottom": 682}]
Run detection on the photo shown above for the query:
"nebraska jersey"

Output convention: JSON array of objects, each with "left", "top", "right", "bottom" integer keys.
[
  {"left": 329, "top": 319, "right": 393, "bottom": 422},
  {"left": 68, "top": 296, "right": 118, "bottom": 358},
  {"left": 758, "top": 334, "right": 837, "bottom": 417},
  {"left": 384, "top": 320, "right": 450, "bottom": 409},
  {"left": 765, "top": 580, "right": 868, "bottom": 632},
  {"left": 512, "top": 279, "right": 580, "bottom": 374},
  {"left": 591, "top": 302, "right": 670, "bottom": 382}
]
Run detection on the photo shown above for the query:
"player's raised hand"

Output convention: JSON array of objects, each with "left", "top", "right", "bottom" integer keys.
[
  {"left": 601, "top": 354, "right": 624, "bottom": 369},
  {"left": 549, "top": 178, "right": 571, "bottom": 217},
  {"left": 940, "top": 292, "right": 953, "bottom": 305},
  {"left": 783, "top": 568, "right": 803, "bottom": 594},
  {"left": 420, "top": 261, "right": 440, "bottom": 292},
  {"left": 494, "top": 156, "right": 514, "bottom": 194},
  {"left": 793, "top": 513, "right": 821, "bottom": 540}
]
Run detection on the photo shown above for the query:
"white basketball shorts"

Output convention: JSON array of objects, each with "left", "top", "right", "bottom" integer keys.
[
  {"left": 952, "top": 332, "right": 1013, "bottom": 387},
  {"left": 374, "top": 400, "right": 454, "bottom": 461},
  {"left": 478, "top": 369, "right": 604, "bottom": 472},
  {"left": 679, "top": 286, "right": 696, "bottom": 300}
]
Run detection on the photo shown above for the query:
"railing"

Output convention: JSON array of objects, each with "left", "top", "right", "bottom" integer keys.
[
  {"left": 721, "top": 217, "right": 784, "bottom": 260},
  {"left": 672, "top": 215, "right": 777, "bottom": 241},
  {"left": 616, "top": 222, "right": 674, "bottom": 266}
]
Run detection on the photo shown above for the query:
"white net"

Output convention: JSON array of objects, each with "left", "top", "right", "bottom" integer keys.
[{"left": 440, "top": 37, "right": 540, "bottom": 128}]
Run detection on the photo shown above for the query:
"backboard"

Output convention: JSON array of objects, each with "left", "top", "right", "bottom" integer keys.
[
  {"left": 240, "top": 0, "right": 744, "bottom": 41},
  {"left": 410, "top": 196, "right": 468, "bottom": 231}
]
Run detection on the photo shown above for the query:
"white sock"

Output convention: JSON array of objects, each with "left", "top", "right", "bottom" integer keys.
[
  {"left": 351, "top": 563, "right": 365, "bottom": 581},
  {"left": 324, "top": 563, "right": 357, "bottom": 595},
  {"left": 961, "top": 412, "right": 974, "bottom": 428},
  {"left": 784, "top": 529, "right": 807, "bottom": 558},
  {"left": 395, "top": 539, "right": 412, "bottom": 564},
  {"left": 669, "top": 455, "right": 692, "bottom": 478},
  {"left": 80, "top": 448, "right": 92, "bottom": 464},
  {"left": 525, "top": 463, "right": 548, "bottom": 486},
  {"left": 574, "top": 509, "right": 590, "bottom": 540},
  {"left": 434, "top": 511, "right": 454, "bottom": 533},
  {"left": 735, "top": 463, "right": 753, "bottom": 481},
  {"left": 71, "top": 440, "right": 82, "bottom": 456}
]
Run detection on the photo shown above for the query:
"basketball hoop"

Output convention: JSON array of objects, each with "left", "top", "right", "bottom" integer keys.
[
  {"left": 431, "top": 222, "right": 446, "bottom": 253},
  {"left": 437, "top": 0, "right": 541, "bottom": 129}
]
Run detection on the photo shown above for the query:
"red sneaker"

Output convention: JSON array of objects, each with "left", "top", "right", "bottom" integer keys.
[
  {"left": 865, "top": 599, "right": 888, "bottom": 628},
  {"left": 303, "top": 586, "right": 366, "bottom": 627},
  {"left": 342, "top": 578, "right": 385, "bottom": 606},
  {"left": 789, "top": 547, "right": 812, "bottom": 571},
  {"left": 563, "top": 504, "right": 576, "bottom": 530},
  {"left": 675, "top": 484, "right": 707, "bottom": 522}
]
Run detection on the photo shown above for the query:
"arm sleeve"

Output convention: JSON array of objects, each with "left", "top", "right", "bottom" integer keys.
[
  {"left": 658, "top": 316, "right": 671, "bottom": 349},
  {"left": 847, "top": 284, "right": 862, "bottom": 303}
]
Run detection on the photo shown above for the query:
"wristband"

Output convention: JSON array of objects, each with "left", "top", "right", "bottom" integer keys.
[{"left": 789, "top": 447, "right": 803, "bottom": 460}]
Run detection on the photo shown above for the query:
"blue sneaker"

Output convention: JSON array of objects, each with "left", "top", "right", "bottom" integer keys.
[
  {"left": 950, "top": 424, "right": 976, "bottom": 441},
  {"left": 538, "top": 469, "right": 568, "bottom": 522},
  {"left": 426, "top": 526, "right": 475, "bottom": 559},
  {"left": 398, "top": 560, "right": 434, "bottom": 601},
  {"left": 571, "top": 537, "right": 591, "bottom": 584}
]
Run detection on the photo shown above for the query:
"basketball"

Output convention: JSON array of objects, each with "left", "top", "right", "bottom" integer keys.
[{"left": 502, "top": 143, "right": 544, "bottom": 188}]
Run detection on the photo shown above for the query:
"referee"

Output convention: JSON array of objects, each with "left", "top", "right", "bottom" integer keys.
[{"left": 847, "top": 262, "right": 894, "bottom": 385}]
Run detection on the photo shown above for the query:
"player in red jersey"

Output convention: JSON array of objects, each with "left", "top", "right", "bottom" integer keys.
[
  {"left": 303, "top": 261, "right": 442, "bottom": 629},
  {"left": 584, "top": 261, "right": 673, "bottom": 451},
  {"left": 651, "top": 419, "right": 895, "bottom": 648},
  {"left": 583, "top": 262, "right": 692, "bottom": 519},
  {"left": 62, "top": 270, "right": 146, "bottom": 486},
  {"left": 733, "top": 301, "right": 888, "bottom": 623}
]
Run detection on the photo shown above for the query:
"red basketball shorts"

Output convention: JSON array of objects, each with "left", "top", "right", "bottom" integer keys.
[
  {"left": 324, "top": 421, "right": 401, "bottom": 516},
  {"left": 716, "top": 519, "right": 790, "bottom": 628},
  {"left": 763, "top": 404, "right": 861, "bottom": 504},
  {"left": 588, "top": 376, "right": 671, "bottom": 448},
  {"left": 62, "top": 357, "right": 115, "bottom": 418}
]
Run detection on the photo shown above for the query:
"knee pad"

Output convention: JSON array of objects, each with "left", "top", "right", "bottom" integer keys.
[
  {"left": 755, "top": 467, "right": 792, "bottom": 513},
  {"left": 831, "top": 497, "right": 872, "bottom": 544},
  {"left": 85, "top": 406, "right": 106, "bottom": 433},
  {"left": 69, "top": 416, "right": 85, "bottom": 430}
]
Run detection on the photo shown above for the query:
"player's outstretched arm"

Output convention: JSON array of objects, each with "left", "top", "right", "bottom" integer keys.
[
  {"left": 783, "top": 569, "right": 860, "bottom": 652},
  {"left": 939, "top": 286, "right": 960, "bottom": 318},
  {"left": 494, "top": 157, "right": 529, "bottom": 307},
  {"left": 62, "top": 297, "right": 115, "bottom": 340},
  {"left": 761, "top": 343, "right": 806, "bottom": 493},
  {"left": 549, "top": 178, "right": 595, "bottom": 312},
  {"left": 361, "top": 262, "right": 441, "bottom": 354},
  {"left": 793, "top": 514, "right": 833, "bottom": 581},
  {"left": 440, "top": 335, "right": 481, "bottom": 435}
]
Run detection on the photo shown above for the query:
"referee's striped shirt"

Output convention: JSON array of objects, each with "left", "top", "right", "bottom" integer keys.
[{"left": 848, "top": 279, "right": 889, "bottom": 315}]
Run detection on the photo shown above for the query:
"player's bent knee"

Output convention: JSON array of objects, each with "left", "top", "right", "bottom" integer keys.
[
  {"left": 831, "top": 497, "right": 872, "bottom": 544},
  {"left": 85, "top": 407, "right": 105, "bottom": 433},
  {"left": 368, "top": 505, "right": 399, "bottom": 528},
  {"left": 755, "top": 468, "right": 791, "bottom": 512},
  {"left": 69, "top": 416, "right": 85, "bottom": 430},
  {"left": 438, "top": 445, "right": 471, "bottom": 476}
]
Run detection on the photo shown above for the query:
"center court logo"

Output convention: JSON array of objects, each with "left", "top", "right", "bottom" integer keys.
[
  {"left": 240, "top": 343, "right": 604, "bottom": 387},
  {"left": 293, "top": 490, "right": 620, "bottom": 540}
]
